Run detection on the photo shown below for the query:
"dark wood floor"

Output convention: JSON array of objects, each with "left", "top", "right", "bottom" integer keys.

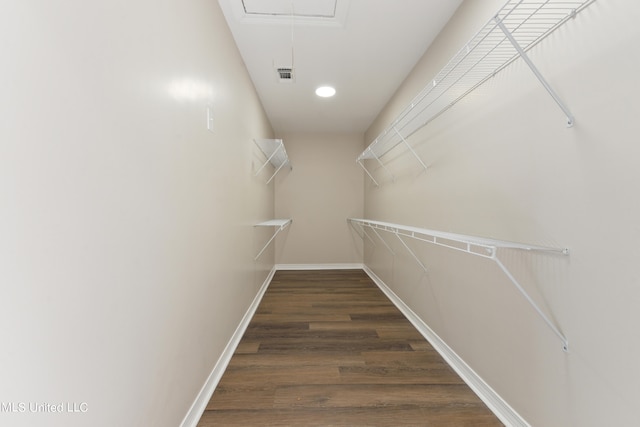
[{"left": 197, "top": 269, "right": 503, "bottom": 426}]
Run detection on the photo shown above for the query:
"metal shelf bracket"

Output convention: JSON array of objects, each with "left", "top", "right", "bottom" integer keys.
[
  {"left": 254, "top": 139, "right": 292, "bottom": 184},
  {"left": 348, "top": 218, "right": 570, "bottom": 351},
  {"left": 395, "top": 232, "right": 429, "bottom": 273},
  {"left": 254, "top": 219, "right": 292, "bottom": 260},
  {"left": 494, "top": 17, "right": 575, "bottom": 127},
  {"left": 394, "top": 127, "right": 428, "bottom": 170}
]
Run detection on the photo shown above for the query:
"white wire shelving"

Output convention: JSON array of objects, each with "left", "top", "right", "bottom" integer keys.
[
  {"left": 357, "top": 0, "right": 595, "bottom": 186},
  {"left": 348, "top": 218, "right": 570, "bottom": 351},
  {"left": 254, "top": 219, "right": 292, "bottom": 260},
  {"left": 254, "top": 138, "right": 292, "bottom": 184}
]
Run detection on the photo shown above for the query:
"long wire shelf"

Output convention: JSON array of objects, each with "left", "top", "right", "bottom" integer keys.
[
  {"left": 254, "top": 219, "right": 292, "bottom": 260},
  {"left": 358, "top": 0, "right": 595, "bottom": 186},
  {"left": 254, "top": 138, "right": 292, "bottom": 184},
  {"left": 348, "top": 218, "right": 570, "bottom": 351}
]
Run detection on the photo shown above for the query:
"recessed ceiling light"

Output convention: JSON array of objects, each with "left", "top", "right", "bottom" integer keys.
[{"left": 315, "top": 86, "right": 336, "bottom": 98}]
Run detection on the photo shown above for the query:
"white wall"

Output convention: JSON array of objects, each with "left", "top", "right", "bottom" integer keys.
[
  {"left": 0, "top": 1, "right": 274, "bottom": 426},
  {"left": 364, "top": 0, "right": 640, "bottom": 426},
  {"left": 274, "top": 132, "right": 364, "bottom": 265}
]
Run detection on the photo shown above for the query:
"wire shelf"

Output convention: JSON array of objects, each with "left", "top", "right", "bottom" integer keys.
[
  {"left": 254, "top": 138, "right": 292, "bottom": 184},
  {"left": 254, "top": 219, "right": 292, "bottom": 260},
  {"left": 358, "top": 0, "right": 594, "bottom": 183},
  {"left": 348, "top": 218, "right": 570, "bottom": 351}
]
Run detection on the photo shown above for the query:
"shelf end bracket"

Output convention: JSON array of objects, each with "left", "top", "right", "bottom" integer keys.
[
  {"left": 357, "top": 159, "right": 380, "bottom": 187},
  {"left": 254, "top": 221, "right": 291, "bottom": 260},
  {"left": 493, "top": 256, "right": 569, "bottom": 352},
  {"left": 394, "top": 127, "right": 428, "bottom": 170},
  {"left": 370, "top": 226, "right": 396, "bottom": 256},
  {"left": 349, "top": 219, "right": 377, "bottom": 246},
  {"left": 494, "top": 18, "right": 575, "bottom": 128}
]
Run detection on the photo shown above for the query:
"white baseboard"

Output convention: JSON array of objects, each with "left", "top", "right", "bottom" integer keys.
[
  {"left": 362, "top": 266, "right": 530, "bottom": 427},
  {"left": 275, "top": 263, "right": 365, "bottom": 270},
  {"left": 179, "top": 266, "right": 277, "bottom": 427}
]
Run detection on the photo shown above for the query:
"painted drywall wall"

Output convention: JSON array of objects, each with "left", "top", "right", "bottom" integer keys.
[
  {"left": 274, "top": 132, "right": 364, "bottom": 265},
  {"left": 0, "top": 1, "right": 274, "bottom": 426},
  {"left": 363, "top": 0, "right": 640, "bottom": 426}
]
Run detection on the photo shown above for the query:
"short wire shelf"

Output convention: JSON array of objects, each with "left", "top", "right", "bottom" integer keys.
[
  {"left": 254, "top": 138, "right": 292, "bottom": 184},
  {"left": 254, "top": 219, "right": 292, "bottom": 260}
]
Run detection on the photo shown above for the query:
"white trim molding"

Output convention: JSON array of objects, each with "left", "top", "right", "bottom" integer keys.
[
  {"left": 179, "top": 266, "right": 277, "bottom": 427},
  {"left": 363, "top": 265, "right": 530, "bottom": 427}
]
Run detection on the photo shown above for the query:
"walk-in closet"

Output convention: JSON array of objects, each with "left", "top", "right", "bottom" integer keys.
[{"left": 2, "top": 0, "right": 638, "bottom": 426}]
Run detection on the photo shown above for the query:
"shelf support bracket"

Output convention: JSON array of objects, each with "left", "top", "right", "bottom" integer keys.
[
  {"left": 349, "top": 219, "right": 396, "bottom": 254},
  {"left": 394, "top": 127, "right": 427, "bottom": 170},
  {"left": 371, "top": 227, "right": 395, "bottom": 255},
  {"left": 494, "top": 17, "right": 575, "bottom": 127},
  {"left": 493, "top": 255, "right": 569, "bottom": 352},
  {"left": 348, "top": 218, "right": 570, "bottom": 352},
  {"left": 349, "top": 219, "right": 376, "bottom": 246},
  {"left": 395, "top": 232, "right": 428, "bottom": 273},
  {"left": 266, "top": 157, "right": 288, "bottom": 184},
  {"left": 254, "top": 221, "right": 291, "bottom": 261},
  {"left": 254, "top": 139, "right": 292, "bottom": 184},
  {"left": 373, "top": 150, "right": 395, "bottom": 182},
  {"left": 357, "top": 159, "right": 380, "bottom": 187},
  {"left": 254, "top": 144, "right": 281, "bottom": 177}
]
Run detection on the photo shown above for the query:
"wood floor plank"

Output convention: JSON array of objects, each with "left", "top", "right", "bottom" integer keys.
[
  {"left": 272, "top": 384, "right": 490, "bottom": 408},
  {"left": 197, "top": 407, "right": 502, "bottom": 427},
  {"left": 234, "top": 341, "right": 260, "bottom": 354},
  {"left": 197, "top": 269, "right": 503, "bottom": 426},
  {"left": 308, "top": 320, "right": 399, "bottom": 331},
  {"left": 242, "top": 328, "right": 379, "bottom": 341},
  {"left": 251, "top": 313, "right": 352, "bottom": 322},
  {"left": 226, "top": 353, "right": 367, "bottom": 368},
  {"left": 205, "top": 387, "right": 276, "bottom": 411},
  {"left": 338, "top": 365, "right": 465, "bottom": 385},
  {"left": 360, "top": 350, "right": 447, "bottom": 367},
  {"left": 216, "top": 365, "right": 341, "bottom": 387},
  {"left": 375, "top": 324, "right": 430, "bottom": 341},
  {"left": 257, "top": 339, "right": 415, "bottom": 354}
]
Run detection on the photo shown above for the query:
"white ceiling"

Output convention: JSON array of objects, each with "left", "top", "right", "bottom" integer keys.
[{"left": 217, "top": 0, "right": 463, "bottom": 134}]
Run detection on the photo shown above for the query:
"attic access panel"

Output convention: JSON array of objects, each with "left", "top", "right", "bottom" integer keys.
[{"left": 242, "top": 0, "right": 337, "bottom": 18}]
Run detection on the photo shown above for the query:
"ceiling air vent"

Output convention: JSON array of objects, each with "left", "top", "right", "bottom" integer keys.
[{"left": 276, "top": 67, "right": 295, "bottom": 83}]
